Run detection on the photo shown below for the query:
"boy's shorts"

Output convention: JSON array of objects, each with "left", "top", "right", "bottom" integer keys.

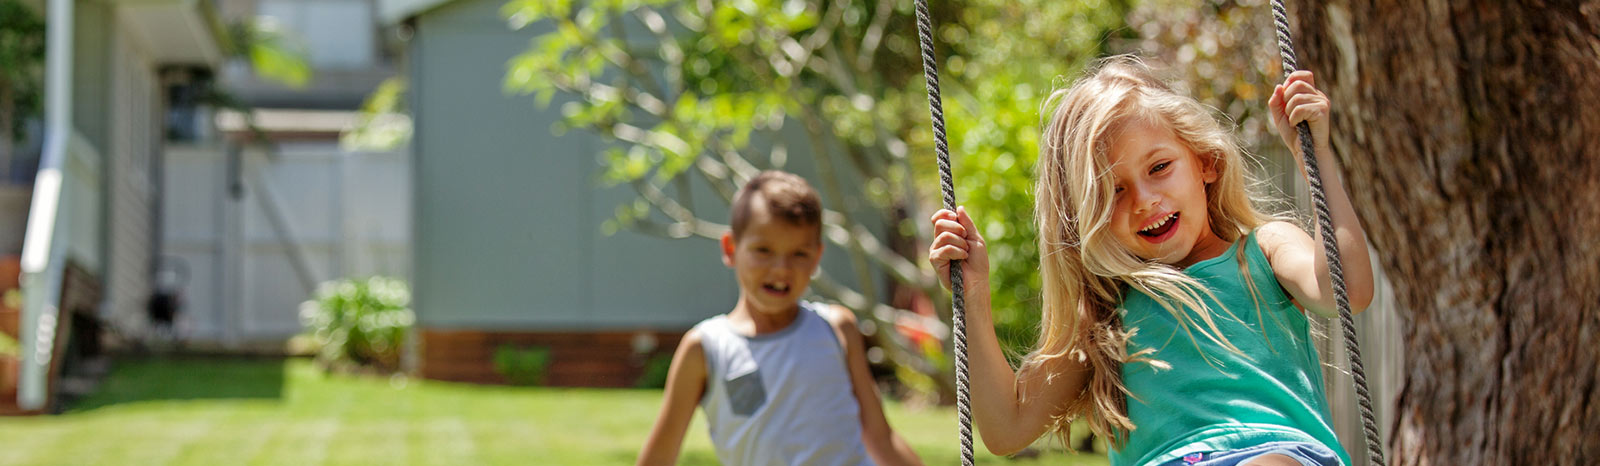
[{"left": 1159, "top": 441, "right": 1342, "bottom": 466}]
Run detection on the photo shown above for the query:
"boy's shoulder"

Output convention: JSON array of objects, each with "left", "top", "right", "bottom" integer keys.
[
  {"left": 810, "top": 301, "right": 852, "bottom": 322},
  {"left": 807, "top": 302, "right": 865, "bottom": 355},
  {"left": 808, "top": 301, "right": 858, "bottom": 333}
]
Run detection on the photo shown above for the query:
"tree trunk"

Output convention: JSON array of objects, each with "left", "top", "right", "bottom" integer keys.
[{"left": 1287, "top": 1, "right": 1600, "bottom": 464}]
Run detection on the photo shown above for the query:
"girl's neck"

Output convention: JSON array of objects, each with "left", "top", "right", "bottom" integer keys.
[{"left": 1176, "top": 227, "right": 1232, "bottom": 268}]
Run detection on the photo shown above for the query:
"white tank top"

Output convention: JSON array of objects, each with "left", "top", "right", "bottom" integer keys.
[{"left": 695, "top": 302, "right": 873, "bottom": 466}]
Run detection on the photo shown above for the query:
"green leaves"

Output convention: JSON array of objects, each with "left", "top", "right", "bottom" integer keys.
[
  {"left": 341, "top": 77, "right": 412, "bottom": 152},
  {"left": 498, "top": 0, "right": 1139, "bottom": 393},
  {"left": 0, "top": 0, "right": 45, "bottom": 82},
  {"left": 233, "top": 17, "right": 313, "bottom": 89},
  {"left": 911, "top": 0, "right": 1132, "bottom": 358},
  {"left": 299, "top": 277, "right": 415, "bottom": 373},
  {"left": 0, "top": 0, "right": 46, "bottom": 140}
]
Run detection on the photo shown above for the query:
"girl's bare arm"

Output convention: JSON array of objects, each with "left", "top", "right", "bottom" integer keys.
[
  {"left": 1263, "top": 71, "right": 1376, "bottom": 317},
  {"left": 930, "top": 208, "right": 1090, "bottom": 455}
]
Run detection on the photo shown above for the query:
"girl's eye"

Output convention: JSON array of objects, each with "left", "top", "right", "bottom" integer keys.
[
  {"left": 1114, "top": 186, "right": 1125, "bottom": 195},
  {"left": 1150, "top": 161, "right": 1170, "bottom": 174}
]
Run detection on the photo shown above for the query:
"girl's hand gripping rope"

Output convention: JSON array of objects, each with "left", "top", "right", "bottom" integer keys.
[
  {"left": 929, "top": 207, "right": 991, "bottom": 297},
  {"left": 1269, "top": 70, "right": 1332, "bottom": 162}
]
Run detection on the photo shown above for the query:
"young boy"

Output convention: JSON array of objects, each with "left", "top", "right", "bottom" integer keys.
[{"left": 637, "top": 171, "right": 924, "bottom": 466}]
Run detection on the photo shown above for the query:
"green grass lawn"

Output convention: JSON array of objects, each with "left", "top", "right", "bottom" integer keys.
[{"left": 0, "top": 358, "right": 1107, "bottom": 465}]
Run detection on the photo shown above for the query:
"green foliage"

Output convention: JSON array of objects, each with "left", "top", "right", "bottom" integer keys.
[
  {"left": 493, "top": 345, "right": 552, "bottom": 386},
  {"left": 916, "top": 0, "right": 1134, "bottom": 359},
  {"left": 0, "top": 331, "right": 17, "bottom": 357},
  {"left": 228, "top": 17, "right": 313, "bottom": 89},
  {"left": 1, "top": 289, "right": 20, "bottom": 357},
  {"left": 502, "top": 0, "right": 818, "bottom": 189},
  {"left": 634, "top": 352, "right": 672, "bottom": 388},
  {"left": 499, "top": 0, "right": 953, "bottom": 396},
  {"left": 341, "top": 77, "right": 412, "bottom": 151},
  {"left": 298, "top": 276, "right": 414, "bottom": 373},
  {"left": 497, "top": 0, "right": 1138, "bottom": 390},
  {"left": 0, "top": 0, "right": 45, "bottom": 141}
]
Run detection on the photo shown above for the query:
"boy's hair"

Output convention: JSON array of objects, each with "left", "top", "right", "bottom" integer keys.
[
  {"left": 730, "top": 171, "right": 823, "bottom": 239},
  {"left": 1026, "top": 55, "right": 1280, "bottom": 447}
]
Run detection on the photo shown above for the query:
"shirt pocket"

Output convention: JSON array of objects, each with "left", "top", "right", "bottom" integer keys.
[{"left": 724, "top": 367, "right": 767, "bottom": 416}]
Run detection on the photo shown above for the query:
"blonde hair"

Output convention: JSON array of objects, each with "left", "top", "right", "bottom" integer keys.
[{"left": 1026, "top": 55, "right": 1278, "bottom": 447}]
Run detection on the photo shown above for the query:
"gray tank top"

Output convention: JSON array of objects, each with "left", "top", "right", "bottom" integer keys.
[{"left": 695, "top": 302, "right": 873, "bottom": 466}]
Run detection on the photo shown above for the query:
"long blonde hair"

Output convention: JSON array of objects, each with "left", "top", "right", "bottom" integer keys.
[{"left": 1026, "top": 55, "right": 1277, "bottom": 447}]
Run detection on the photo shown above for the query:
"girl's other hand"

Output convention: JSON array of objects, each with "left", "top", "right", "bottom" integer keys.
[
  {"left": 928, "top": 206, "right": 990, "bottom": 293},
  {"left": 1269, "top": 70, "right": 1331, "bottom": 155}
]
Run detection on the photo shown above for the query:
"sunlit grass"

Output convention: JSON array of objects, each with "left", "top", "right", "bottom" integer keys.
[{"left": 0, "top": 358, "right": 1107, "bottom": 465}]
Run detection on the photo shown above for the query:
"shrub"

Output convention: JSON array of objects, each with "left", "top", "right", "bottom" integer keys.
[
  {"left": 493, "top": 345, "right": 551, "bottom": 386},
  {"left": 0, "top": 332, "right": 17, "bottom": 357},
  {"left": 635, "top": 353, "right": 672, "bottom": 389},
  {"left": 299, "top": 276, "right": 413, "bottom": 373}
]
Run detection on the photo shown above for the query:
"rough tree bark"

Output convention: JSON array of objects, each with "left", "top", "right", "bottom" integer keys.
[{"left": 1287, "top": 1, "right": 1600, "bottom": 464}]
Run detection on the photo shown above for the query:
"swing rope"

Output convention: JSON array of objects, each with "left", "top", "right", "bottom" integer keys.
[
  {"left": 1270, "top": 1, "right": 1387, "bottom": 464},
  {"left": 910, "top": 1, "right": 973, "bottom": 465}
]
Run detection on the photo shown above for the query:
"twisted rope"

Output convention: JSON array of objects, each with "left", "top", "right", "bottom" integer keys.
[
  {"left": 1272, "top": 2, "right": 1387, "bottom": 465},
  {"left": 911, "top": 1, "right": 973, "bottom": 464}
]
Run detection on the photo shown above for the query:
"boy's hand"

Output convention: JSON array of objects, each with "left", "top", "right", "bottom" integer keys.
[
  {"left": 1269, "top": 70, "right": 1331, "bottom": 156},
  {"left": 928, "top": 207, "right": 990, "bottom": 293}
]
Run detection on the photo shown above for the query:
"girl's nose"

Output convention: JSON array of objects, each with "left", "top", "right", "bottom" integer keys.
[{"left": 1132, "top": 186, "right": 1159, "bottom": 214}]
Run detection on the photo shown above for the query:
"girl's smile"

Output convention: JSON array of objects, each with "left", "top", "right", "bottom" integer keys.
[{"left": 1136, "top": 211, "right": 1180, "bottom": 243}]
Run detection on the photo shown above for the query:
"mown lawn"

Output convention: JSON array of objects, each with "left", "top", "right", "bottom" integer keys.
[{"left": 0, "top": 358, "right": 1107, "bottom": 465}]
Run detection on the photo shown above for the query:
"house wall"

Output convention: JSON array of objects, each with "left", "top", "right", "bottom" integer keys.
[
  {"left": 409, "top": 0, "right": 884, "bottom": 334},
  {"left": 102, "top": 13, "right": 161, "bottom": 335},
  {"left": 258, "top": 0, "right": 379, "bottom": 70},
  {"left": 71, "top": 1, "right": 110, "bottom": 154}
]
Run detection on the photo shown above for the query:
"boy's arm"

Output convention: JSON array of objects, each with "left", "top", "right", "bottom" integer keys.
[
  {"left": 636, "top": 329, "right": 708, "bottom": 466},
  {"left": 824, "top": 305, "right": 924, "bottom": 466}
]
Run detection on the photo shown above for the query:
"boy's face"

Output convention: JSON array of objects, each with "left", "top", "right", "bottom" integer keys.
[{"left": 721, "top": 202, "right": 823, "bottom": 315}]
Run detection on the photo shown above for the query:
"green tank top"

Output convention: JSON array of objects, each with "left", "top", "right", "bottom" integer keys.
[{"left": 1109, "top": 230, "right": 1351, "bottom": 466}]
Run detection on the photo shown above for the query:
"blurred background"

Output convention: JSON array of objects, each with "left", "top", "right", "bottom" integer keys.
[{"left": 1, "top": 0, "right": 1591, "bottom": 464}]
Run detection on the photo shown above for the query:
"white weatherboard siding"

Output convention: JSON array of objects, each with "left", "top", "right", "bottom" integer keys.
[{"left": 106, "top": 16, "right": 159, "bottom": 334}]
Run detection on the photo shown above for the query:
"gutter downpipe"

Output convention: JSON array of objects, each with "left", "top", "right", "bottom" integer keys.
[{"left": 17, "top": 0, "right": 74, "bottom": 412}]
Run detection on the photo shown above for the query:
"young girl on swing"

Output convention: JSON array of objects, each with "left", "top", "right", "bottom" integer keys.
[{"left": 928, "top": 55, "right": 1373, "bottom": 466}]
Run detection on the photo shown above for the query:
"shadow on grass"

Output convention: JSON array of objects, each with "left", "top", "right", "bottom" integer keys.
[{"left": 65, "top": 356, "right": 287, "bottom": 412}]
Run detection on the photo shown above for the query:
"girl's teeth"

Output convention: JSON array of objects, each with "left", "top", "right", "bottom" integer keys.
[{"left": 1142, "top": 213, "right": 1175, "bottom": 232}]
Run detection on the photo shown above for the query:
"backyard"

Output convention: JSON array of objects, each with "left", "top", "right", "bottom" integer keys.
[{"left": 0, "top": 358, "right": 1107, "bottom": 465}]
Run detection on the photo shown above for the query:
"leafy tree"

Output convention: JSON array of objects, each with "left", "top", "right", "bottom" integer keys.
[
  {"left": 500, "top": 0, "right": 1131, "bottom": 398},
  {"left": 930, "top": 0, "right": 1135, "bottom": 362},
  {"left": 0, "top": 0, "right": 45, "bottom": 180}
]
